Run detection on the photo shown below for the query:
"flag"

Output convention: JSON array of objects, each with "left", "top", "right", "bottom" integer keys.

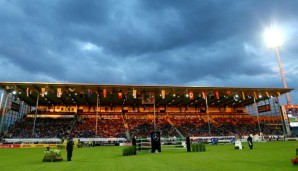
[
  {"left": 253, "top": 92, "right": 258, "bottom": 99},
  {"left": 118, "top": 92, "right": 122, "bottom": 99},
  {"left": 161, "top": 90, "right": 166, "bottom": 99},
  {"left": 189, "top": 91, "right": 193, "bottom": 99},
  {"left": 133, "top": 90, "right": 137, "bottom": 99},
  {"left": 41, "top": 88, "right": 45, "bottom": 97},
  {"left": 242, "top": 91, "right": 245, "bottom": 100},
  {"left": 57, "top": 88, "right": 62, "bottom": 98},
  {"left": 26, "top": 88, "right": 29, "bottom": 97},
  {"left": 103, "top": 89, "right": 107, "bottom": 98},
  {"left": 215, "top": 91, "right": 219, "bottom": 99},
  {"left": 202, "top": 91, "right": 206, "bottom": 100}
]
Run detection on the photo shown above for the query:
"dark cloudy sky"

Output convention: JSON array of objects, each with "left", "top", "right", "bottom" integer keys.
[{"left": 0, "top": 0, "right": 297, "bottom": 105}]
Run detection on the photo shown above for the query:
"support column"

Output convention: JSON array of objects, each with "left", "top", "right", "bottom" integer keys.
[
  {"left": 275, "top": 96, "right": 291, "bottom": 136},
  {"left": 254, "top": 97, "right": 262, "bottom": 135},
  {"left": 154, "top": 99, "right": 157, "bottom": 131},
  {"left": 96, "top": 93, "right": 99, "bottom": 136},
  {"left": 0, "top": 90, "right": 4, "bottom": 112},
  {"left": 32, "top": 93, "right": 39, "bottom": 137},
  {"left": 205, "top": 97, "right": 211, "bottom": 136},
  {"left": 0, "top": 91, "right": 9, "bottom": 133}
]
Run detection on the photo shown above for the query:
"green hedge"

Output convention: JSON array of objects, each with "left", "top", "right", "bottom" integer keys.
[
  {"left": 191, "top": 143, "right": 206, "bottom": 152},
  {"left": 57, "top": 144, "right": 65, "bottom": 149},
  {"left": 123, "top": 146, "right": 137, "bottom": 156}
]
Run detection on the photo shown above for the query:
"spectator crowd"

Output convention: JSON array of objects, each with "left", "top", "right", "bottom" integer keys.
[{"left": 2, "top": 113, "right": 284, "bottom": 140}]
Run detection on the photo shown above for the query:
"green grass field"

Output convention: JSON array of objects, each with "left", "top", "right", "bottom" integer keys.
[{"left": 0, "top": 141, "right": 297, "bottom": 171}]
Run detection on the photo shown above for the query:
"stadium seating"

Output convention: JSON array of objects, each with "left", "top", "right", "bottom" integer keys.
[{"left": 2, "top": 112, "right": 283, "bottom": 140}]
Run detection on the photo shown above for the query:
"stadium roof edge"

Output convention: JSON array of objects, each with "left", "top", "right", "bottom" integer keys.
[
  {"left": 0, "top": 81, "right": 294, "bottom": 91},
  {"left": 0, "top": 82, "right": 294, "bottom": 107}
]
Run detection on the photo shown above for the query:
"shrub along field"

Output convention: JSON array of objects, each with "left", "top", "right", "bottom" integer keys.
[{"left": 0, "top": 141, "right": 297, "bottom": 171}]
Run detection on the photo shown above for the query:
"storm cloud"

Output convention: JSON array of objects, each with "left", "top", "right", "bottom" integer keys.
[{"left": 0, "top": 0, "right": 298, "bottom": 104}]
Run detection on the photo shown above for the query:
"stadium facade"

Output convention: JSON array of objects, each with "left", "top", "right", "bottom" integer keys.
[{"left": 0, "top": 82, "right": 297, "bottom": 140}]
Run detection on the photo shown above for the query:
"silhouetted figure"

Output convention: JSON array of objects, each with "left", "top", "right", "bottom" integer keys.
[
  {"left": 66, "top": 138, "right": 74, "bottom": 161},
  {"left": 247, "top": 135, "right": 253, "bottom": 150}
]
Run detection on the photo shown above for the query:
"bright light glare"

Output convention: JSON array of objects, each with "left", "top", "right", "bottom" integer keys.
[{"left": 264, "top": 26, "right": 283, "bottom": 48}]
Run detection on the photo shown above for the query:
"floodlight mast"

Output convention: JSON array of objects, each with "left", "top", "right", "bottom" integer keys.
[
  {"left": 274, "top": 47, "right": 291, "bottom": 105},
  {"left": 264, "top": 26, "right": 291, "bottom": 105}
]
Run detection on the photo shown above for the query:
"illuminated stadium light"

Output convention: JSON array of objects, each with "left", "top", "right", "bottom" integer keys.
[
  {"left": 264, "top": 25, "right": 283, "bottom": 48},
  {"left": 233, "top": 94, "right": 240, "bottom": 101},
  {"left": 264, "top": 23, "right": 291, "bottom": 105}
]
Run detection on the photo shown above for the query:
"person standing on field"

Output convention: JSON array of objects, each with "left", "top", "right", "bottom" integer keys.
[
  {"left": 247, "top": 135, "right": 253, "bottom": 150},
  {"left": 66, "top": 138, "right": 74, "bottom": 161}
]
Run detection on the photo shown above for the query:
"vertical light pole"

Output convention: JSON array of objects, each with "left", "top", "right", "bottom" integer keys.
[
  {"left": 264, "top": 25, "right": 291, "bottom": 105},
  {"left": 274, "top": 47, "right": 291, "bottom": 105}
]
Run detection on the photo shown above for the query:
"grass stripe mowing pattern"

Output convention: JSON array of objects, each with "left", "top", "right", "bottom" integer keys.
[{"left": 0, "top": 141, "right": 297, "bottom": 171}]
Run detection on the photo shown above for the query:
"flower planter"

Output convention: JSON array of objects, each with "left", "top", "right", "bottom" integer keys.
[
  {"left": 42, "top": 147, "right": 63, "bottom": 162},
  {"left": 43, "top": 158, "right": 63, "bottom": 162},
  {"left": 291, "top": 158, "right": 298, "bottom": 165}
]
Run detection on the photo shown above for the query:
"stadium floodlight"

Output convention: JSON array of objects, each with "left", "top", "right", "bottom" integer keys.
[
  {"left": 263, "top": 24, "right": 291, "bottom": 105},
  {"left": 264, "top": 26, "right": 283, "bottom": 48}
]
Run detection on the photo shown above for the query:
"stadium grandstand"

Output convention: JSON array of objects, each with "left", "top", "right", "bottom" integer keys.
[{"left": 0, "top": 82, "right": 296, "bottom": 145}]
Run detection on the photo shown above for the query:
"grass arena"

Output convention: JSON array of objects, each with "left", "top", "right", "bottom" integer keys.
[{"left": 0, "top": 141, "right": 297, "bottom": 171}]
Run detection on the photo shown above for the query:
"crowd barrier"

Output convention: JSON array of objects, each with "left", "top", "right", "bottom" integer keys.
[
  {"left": 0, "top": 144, "right": 58, "bottom": 148},
  {"left": 2, "top": 135, "right": 291, "bottom": 149}
]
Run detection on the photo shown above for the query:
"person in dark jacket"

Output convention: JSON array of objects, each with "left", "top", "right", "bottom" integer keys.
[
  {"left": 247, "top": 135, "right": 253, "bottom": 150},
  {"left": 66, "top": 138, "right": 74, "bottom": 161}
]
